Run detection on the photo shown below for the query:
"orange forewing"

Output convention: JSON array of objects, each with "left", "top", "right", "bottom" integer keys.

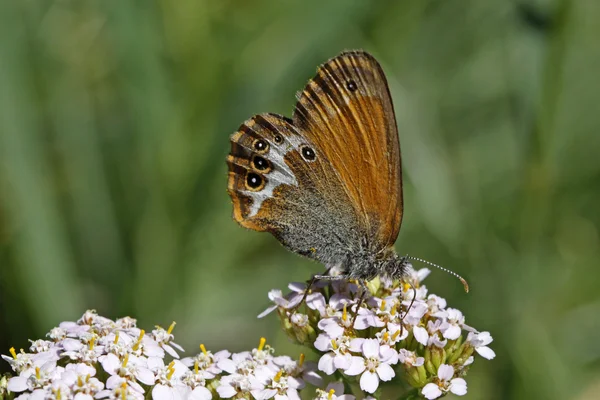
[{"left": 293, "top": 51, "right": 402, "bottom": 249}]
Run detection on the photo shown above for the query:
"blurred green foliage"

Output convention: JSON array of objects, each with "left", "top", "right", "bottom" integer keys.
[{"left": 1, "top": 0, "right": 599, "bottom": 399}]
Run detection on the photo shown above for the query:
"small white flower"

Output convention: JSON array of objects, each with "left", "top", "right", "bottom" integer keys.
[
  {"left": 115, "top": 317, "right": 138, "bottom": 329},
  {"left": 405, "top": 266, "right": 431, "bottom": 286},
  {"left": 258, "top": 282, "right": 326, "bottom": 318},
  {"left": 317, "top": 303, "right": 358, "bottom": 337},
  {"left": 28, "top": 340, "right": 53, "bottom": 354},
  {"left": 47, "top": 327, "right": 67, "bottom": 341},
  {"left": 290, "top": 313, "right": 309, "bottom": 328},
  {"left": 181, "top": 366, "right": 213, "bottom": 400},
  {"left": 398, "top": 349, "right": 424, "bottom": 367},
  {"left": 344, "top": 339, "right": 398, "bottom": 394},
  {"left": 182, "top": 345, "right": 230, "bottom": 375},
  {"left": 150, "top": 359, "right": 190, "bottom": 400},
  {"left": 314, "top": 382, "right": 355, "bottom": 400},
  {"left": 466, "top": 331, "right": 496, "bottom": 360},
  {"left": 442, "top": 308, "right": 465, "bottom": 340},
  {"left": 272, "top": 355, "right": 323, "bottom": 387},
  {"left": 7, "top": 363, "right": 62, "bottom": 393},
  {"left": 253, "top": 368, "right": 301, "bottom": 400},
  {"left": 375, "top": 327, "right": 407, "bottom": 347},
  {"left": 426, "top": 295, "right": 447, "bottom": 317},
  {"left": 61, "top": 363, "right": 104, "bottom": 396},
  {"left": 152, "top": 323, "right": 184, "bottom": 359},
  {"left": 353, "top": 298, "right": 393, "bottom": 330},
  {"left": 314, "top": 334, "right": 354, "bottom": 375},
  {"left": 217, "top": 373, "right": 265, "bottom": 399},
  {"left": 422, "top": 364, "right": 467, "bottom": 399},
  {"left": 96, "top": 380, "right": 145, "bottom": 399},
  {"left": 61, "top": 336, "right": 105, "bottom": 364},
  {"left": 2, "top": 348, "right": 33, "bottom": 374},
  {"left": 100, "top": 353, "right": 155, "bottom": 390}
]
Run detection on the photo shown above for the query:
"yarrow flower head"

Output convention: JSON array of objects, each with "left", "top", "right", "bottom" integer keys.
[
  {"left": 260, "top": 262, "right": 495, "bottom": 398},
  {"left": 2, "top": 261, "right": 494, "bottom": 399},
  {"left": 2, "top": 313, "right": 322, "bottom": 400}
]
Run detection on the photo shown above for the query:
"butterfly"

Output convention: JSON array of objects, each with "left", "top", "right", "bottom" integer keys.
[{"left": 226, "top": 50, "right": 407, "bottom": 284}]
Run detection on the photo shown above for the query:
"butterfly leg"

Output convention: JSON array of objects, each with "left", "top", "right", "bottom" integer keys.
[{"left": 310, "top": 274, "right": 370, "bottom": 327}]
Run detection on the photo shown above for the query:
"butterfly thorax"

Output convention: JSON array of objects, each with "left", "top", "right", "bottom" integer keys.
[{"left": 327, "top": 244, "right": 406, "bottom": 281}]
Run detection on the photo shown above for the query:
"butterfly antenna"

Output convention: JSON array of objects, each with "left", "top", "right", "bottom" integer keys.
[{"left": 406, "top": 255, "right": 470, "bottom": 293}]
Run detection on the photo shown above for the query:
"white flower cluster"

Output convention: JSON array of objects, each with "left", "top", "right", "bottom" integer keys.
[
  {"left": 1, "top": 311, "right": 322, "bottom": 400},
  {"left": 260, "top": 264, "right": 496, "bottom": 399}
]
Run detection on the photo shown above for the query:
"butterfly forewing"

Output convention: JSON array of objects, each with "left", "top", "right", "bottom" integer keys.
[{"left": 293, "top": 50, "right": 403, "bottom": 249}]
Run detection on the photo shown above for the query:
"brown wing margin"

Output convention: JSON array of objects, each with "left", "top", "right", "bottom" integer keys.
[{"left": 292, "top": 50, "right": 403, "bottom": 249}]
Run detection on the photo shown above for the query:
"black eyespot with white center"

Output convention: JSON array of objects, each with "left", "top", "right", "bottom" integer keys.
[
  {"left": 252, "top": 155, "right": 271, "bottom": 172},
  {"left": 253, "top": 139, "right": 269, "bottom": 154},
  {"left": 301, "top": 146, "right": 316, "bottom": 162},
  {"left": 245, "top": 172, "right": 265, "bottom": 191},
  {"left": 346, "top": 80, "right": 358, "bottom": 92},
  {"left": 274, "top": 134, "right": 284, "bottom": 144}
]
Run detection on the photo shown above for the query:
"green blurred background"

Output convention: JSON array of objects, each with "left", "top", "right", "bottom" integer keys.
[{"left": 1, "top": 0, "right": 599, "bottom": 398}]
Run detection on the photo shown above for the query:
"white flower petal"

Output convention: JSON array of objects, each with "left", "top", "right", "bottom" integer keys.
[
  {"left": 379, "top": 346, "right": 398, "bottom": 364},
  {"left": 417, "top": 268, "right": 431, "bottom": 282},
  {"left": 216, "top": 384, "right": 237, "bottom": 398},
  {"left": 153, "top": 385, "right": 175, "bottom": 400},
  {"left": 450, "top": 378, "right": 468, "bottom": 396},
  {"left": 360, "top": 370, "right": 380, "bottom": 394},
  {"left": 303, "top": 370, "right": 324, "bottom": 387},
  {"left": 476, "top": 346, "right": 496, "bottom": 360},
  {"left": 7, "top": 376, "right": 28, "bottom": 392},
  {"left": 422, "top": 383, "right": 443, "bottom": 399},
  {"left": 163, "top": 345, "right": 179, "bottom": 359},
  {"left": 190, "top": 386, "right": 212, "bottom": 400},
  {"left": 100, "top": 353, "right": 120, "bottom": 375},
  {"left": 376, "top": 363, "right": 395, "bottom": 381},
  {"left": 413, "top": 326, "right": 429, "bottom": 346},
  {"left": 135, "top": 367, "right": 156, "bottom": 385},
  {"left": 318, "top": 353, "right": 336, "bottom": 375},
  {"left": 349, "top": 338, "right": 365, "bottom": 352},
  {"left": 217, "top": 359, "right": 237, "bottom": 374},
  {"left": 333, "top": 353, "right": 352, "bottom": 370},
  {"left": 314, "top": 333, "right": 333, "bottom": 352},
  {"left": 437, "top": 364, "right": 454, "bottom": 381},
  {"left": 443, "top": 325, "right": 461, "bottom": 340},
  {"left": 343, "top": 356, "right": 366, "bottom": 376},
  {"left": 362, "top": 339, "right": 379, "bottom": 358},
  {"left": 74, "top": 394, "right": 94, "bottom": 400}
]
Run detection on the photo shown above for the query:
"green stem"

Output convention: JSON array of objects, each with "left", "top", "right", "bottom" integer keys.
[{"left": 396, "top": 388, "right": 421, "bottom": 400}]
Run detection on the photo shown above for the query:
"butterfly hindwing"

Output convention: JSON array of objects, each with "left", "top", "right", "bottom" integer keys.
[{"left": 227, "top": 113, "right": 360, "bottom": 259}]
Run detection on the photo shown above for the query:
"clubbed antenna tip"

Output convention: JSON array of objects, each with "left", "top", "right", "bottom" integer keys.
[{"left": 406, "top": 255, "right": 469, "bottom": 293}]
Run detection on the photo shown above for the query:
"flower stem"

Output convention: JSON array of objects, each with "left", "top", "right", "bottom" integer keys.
[{"left": 397, "top": 388, "right": 421, "bottom": 400}]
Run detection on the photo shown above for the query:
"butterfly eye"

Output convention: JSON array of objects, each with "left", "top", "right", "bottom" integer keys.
[
  {"left": 245, "top": 172, "right": 265, "bottom": 191},
  {"left": 273, "top": 134, "right": 284, "bottom": 144},
  {"left": 252, "top": 155, "right": 271, "bottom": 172},
  {"left": 301, "top": 146, "right": 316, "bottom": 162},
  {"left": 346, "top": 80, "right": 357, "bottom": 92},
  {"left": 253, "top": 139, "right": 269, "bottom": 154}
]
